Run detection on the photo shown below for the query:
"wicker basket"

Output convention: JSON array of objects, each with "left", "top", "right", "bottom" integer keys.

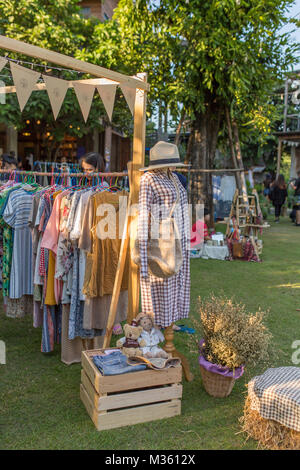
[{"left": 199, "top": 365, "right": 236, "bottom": 397}]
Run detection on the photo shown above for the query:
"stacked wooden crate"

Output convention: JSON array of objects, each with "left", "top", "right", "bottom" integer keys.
[{"left": 80, "top": 348, "right": 182, "bottom": 431}]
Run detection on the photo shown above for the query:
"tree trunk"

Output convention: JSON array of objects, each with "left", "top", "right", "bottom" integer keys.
[
  {"left": 225, "top": 107, "right": 240, "bottom": 191},
  {"left": 164, "top": 105, "right": 168, "bottom": 135},
  {"left": 174, "top": 110, "right": 185, "bottom": 146},
  {"left": 184, "top": 125, "right": 194, "bottom": 165},
  {"left": 190, "top": 96, "right": 222, "bottom": 225},
  {"left": 158, "top": 101, "right": 163, "bottom": 140}
]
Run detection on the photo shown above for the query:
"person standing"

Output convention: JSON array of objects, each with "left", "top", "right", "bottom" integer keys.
[
  {"left": 269, "top": 174, "right": 288, "bottom": 223},
  {"left": 290, "top": 169, "right": 300, "bottom": 226},
  {"left": 80, "top": 151, "right": 106, "bottom": 177},
  {"left": 2, "top": 153, "right": 18, "bottom": 171}
]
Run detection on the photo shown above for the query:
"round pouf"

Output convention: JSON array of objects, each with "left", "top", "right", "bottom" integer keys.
[{"left": 241, "top": 367, "right": 300, "bottom": 449}]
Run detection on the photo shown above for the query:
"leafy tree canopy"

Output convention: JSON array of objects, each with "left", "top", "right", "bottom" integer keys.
[
  {"left": 0, "top": 0, "right": 133, "bottom": 155},
  {"left": 87, "top": 0, "right": 299, "bottom": 169}
]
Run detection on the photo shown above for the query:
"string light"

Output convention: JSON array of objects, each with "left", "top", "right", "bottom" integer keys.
[{"left": 3, "top": 56, "right": 85, "bottom": 76}]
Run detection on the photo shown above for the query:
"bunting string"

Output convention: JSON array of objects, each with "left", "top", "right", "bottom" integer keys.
[{"left": 0, "top": 55, "right": 137, "bottom": 120}]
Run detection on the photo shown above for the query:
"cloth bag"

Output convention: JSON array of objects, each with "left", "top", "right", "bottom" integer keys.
[{"left": 132, "top": 173, "right": 183, "bottom": 278}]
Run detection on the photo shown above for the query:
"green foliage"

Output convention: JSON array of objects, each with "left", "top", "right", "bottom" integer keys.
[
  {"left": 86, "top": 0, "right": 300, "bottom": 170},
  {"left": 108, "top": 1, "right": 298, "bottom": 120},
  {"left": 0, "top": 0, "right": 91, "bottom": 55},
  {"left": 0, "top": 1, "right": 134, "bottom": 155},
  {"left": 0, "top": 0, "right": 98, "bottom": 152}
]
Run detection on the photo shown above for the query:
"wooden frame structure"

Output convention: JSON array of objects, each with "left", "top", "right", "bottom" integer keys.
[
  {"left": 226, "top": 189, "right": 269, "bottom": 261},
  {"left": 0, "top": 36, "right": 193, "bottom": 381}
]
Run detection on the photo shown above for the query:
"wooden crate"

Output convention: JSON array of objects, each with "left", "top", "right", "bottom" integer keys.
[{"left": 80, "top": 348, "right": 182, "bottom": 431}]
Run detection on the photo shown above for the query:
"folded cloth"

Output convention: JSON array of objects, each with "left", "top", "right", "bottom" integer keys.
[
  {"left": 92, "top": 350, "right": 147, "bottom": 376},
  {"left": 127, "top": 355, "right": 181, "bottom": 370}
]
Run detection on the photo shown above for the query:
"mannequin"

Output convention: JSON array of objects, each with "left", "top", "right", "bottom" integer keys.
[
  {"left": 138, "top": 154, "right": 193, "bottom": 381},
  {"left": 138, "top": 167, "right": 190, "bottom": 327}
]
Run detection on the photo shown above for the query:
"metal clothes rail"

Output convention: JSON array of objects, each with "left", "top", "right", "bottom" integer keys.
[{"left": 0, "top": 169, "right": 127, "bottom": 177}]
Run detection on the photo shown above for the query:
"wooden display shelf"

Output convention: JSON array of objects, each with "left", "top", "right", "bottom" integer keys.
[{"left": 80, "top": 348, "right": 182, "bottom": 431}]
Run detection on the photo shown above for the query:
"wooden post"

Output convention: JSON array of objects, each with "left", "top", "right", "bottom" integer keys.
[
  {"left": 163, "top": 325, "right": 194, "bottom": 382},
  {"left": 127, "top": 73, "right": 147, "bottom": 323},
  {"left": 276, "top": 138, "right": 283, "bottom": 178},
  {"left": 102, "top": 74, "right": 147, "bottom": 347},
  {"left": 232, "top": 120, "right": 248, "bottom": 206},
  {"left": 102, "top": 197, "right": 132, "bottom": 349},
  {"left": 0, "top": 35, "right": 149, "bottom": 91}
]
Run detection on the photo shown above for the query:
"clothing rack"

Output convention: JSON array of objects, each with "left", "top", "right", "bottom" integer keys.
[
  {"left": 0, "top": 34, "right": 193, "bottom": 382},
  {"left": 0, "top": 169, "right": 127, "bottom": 177}
]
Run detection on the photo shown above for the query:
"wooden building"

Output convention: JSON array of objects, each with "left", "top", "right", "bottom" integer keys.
[{"left": 80, "top": 0, "right": 119, "bottom": 21}]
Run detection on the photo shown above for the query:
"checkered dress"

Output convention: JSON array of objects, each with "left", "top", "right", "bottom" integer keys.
[
  {"left": 248, "top": 367, "right": 300, "bottom": 432},
  {"left": 138, "top": 170, "right": 190, "bottom": 328}
]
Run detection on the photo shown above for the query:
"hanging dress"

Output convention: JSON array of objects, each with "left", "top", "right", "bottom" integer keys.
[{"left": 138, "top": 170, "right": 190, "bottom": 328}]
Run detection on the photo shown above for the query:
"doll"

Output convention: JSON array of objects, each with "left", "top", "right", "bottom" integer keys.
[{"left": 135, "top": 313, "right": 169, "bottom": 359}]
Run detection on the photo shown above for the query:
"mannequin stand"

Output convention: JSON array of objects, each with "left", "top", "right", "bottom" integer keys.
[{"left": 163, "top": 323, "right": 194, "bottom": 382}]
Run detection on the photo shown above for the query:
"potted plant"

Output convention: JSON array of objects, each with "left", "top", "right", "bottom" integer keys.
[{"left": 189, "top": 295, "right": 272, "bottom": 398}]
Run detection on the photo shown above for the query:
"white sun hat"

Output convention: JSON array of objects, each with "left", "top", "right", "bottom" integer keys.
[{"left": 139, "top": 141, "right": 189, "bottom": 171}]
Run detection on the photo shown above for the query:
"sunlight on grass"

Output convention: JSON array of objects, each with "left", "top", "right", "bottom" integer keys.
[
  {"left": 1, "top": 218, "right": 300, "bottom": 450},
  {"left": 272, "top": 283, "right": 300, "bottom": 289}
]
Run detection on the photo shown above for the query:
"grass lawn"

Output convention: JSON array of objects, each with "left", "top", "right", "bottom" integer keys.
[{"left": 1, "top": 217, "right": 300, "bottom": 450}]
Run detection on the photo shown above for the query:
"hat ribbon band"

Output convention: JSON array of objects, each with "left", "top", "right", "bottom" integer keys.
[{"left": 149, "top": 157, "right": 180, "bottom": 165}]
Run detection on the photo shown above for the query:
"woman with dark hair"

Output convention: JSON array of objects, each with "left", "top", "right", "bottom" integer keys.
[
  {"left": 80, "top": 152, "right": 106, "bottom": 176},
  {"left": 1, "top": 153, "right": 18, "bottom": 171},
  {"left": 269, "top": 174, "right": 288, "bottom": 223}
]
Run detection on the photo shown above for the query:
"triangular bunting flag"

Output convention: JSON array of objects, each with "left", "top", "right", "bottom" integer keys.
[
  {"left": 10, "top": 63, "right": 41, "bottom": 112},
  {"left": 0, "top": 57, "right": 7, "bottom": 73},
  {"left": 73, "top": 82, "right": 95, "bottom": 123},
  {"left": 120, "top": 84, "right": 136, "bottom": 116},
  {"left": 43, "top": 75, "right": 69, "bottom": 120},
  {"left": 96, "top": 84, "right": 117, "bottom": 122}
]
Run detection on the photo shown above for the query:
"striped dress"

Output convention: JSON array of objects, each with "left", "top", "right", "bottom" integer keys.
[
  {"left": 3, "top": 188, "right": 33, "bottom": 299},
  {"left": 138, "top": 170, "right": 190, "bottom": 328}
]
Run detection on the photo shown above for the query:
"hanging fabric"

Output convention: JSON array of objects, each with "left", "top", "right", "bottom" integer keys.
[
  {"left": 119, "top": 84, "right": 136, "bottom": 116},
  {"left": 43, "top": 75, "right": 70, "bottom": 120},
  {"left": 96, "top": 83, "right": 117, "bottom": 122},
  {"left": 0, "top": 171, "right": 129, "bottom": 364},
  {"left": 0, "top": 56, "right": 7, "bottom": 72},
  {"left": 73, "top": 82, "right": 95, "bottom": 122},
  {"left": 10, "top": 63, "right": 41, "bottom": 111}
]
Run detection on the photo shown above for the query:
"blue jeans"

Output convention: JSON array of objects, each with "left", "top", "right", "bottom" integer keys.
[{"left": 92, "top": 351, "right": 146, "bottom": 376}]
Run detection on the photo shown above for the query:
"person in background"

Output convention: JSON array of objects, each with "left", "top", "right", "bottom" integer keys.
[
  {"left": 269, "top": 174, "right": 288, "bottom": 223},
  {"left": 190, "top": 207, "right": 211, "bottom": 249},
  {"left": 80, "top": 151, "right": 106, "bottom": 179},
  {"left": 263, "top": 173, "right": 272, "bottom": 197},
  {"left": 23, "top": 154, "right": 32, "bottom": 171},
  {"left": 290, "top": 169, "right": 300, "bottom": 226},
  {"left": 173, "top": 170, "right": 187, "bottom": 190},
  {"left": 2, "top": 153, "right": 18, "bottom": 171}
]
